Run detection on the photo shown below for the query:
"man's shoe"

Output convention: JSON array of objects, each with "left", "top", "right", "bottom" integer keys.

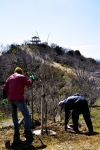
[
  {"left": 86, "top": 131, "right": 94, "bottom": 136},
  {"left": 74, "top": 130, "right": 81, "bottom": 134},
  {"left": 13, "top": 135, "right": 20, "bottom": 145},
  {"left": 24, "top": 131, "right": 34, "bottom": 141}
]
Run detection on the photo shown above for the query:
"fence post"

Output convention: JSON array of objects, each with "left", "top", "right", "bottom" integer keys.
[
  {"left": 31, "top": 84, "right": 34, "bottom": 128},
  {"left": 41, "top": 84, "right": 45, "bottom": 135}
]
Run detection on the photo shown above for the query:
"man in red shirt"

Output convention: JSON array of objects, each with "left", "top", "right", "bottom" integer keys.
[{"left": 2, "top": 67, "right": 34, "bottom": 141}]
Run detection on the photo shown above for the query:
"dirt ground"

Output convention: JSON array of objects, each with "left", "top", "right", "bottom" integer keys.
[{"left": 0, "top": 123, "right": 100, "bottom": 150}]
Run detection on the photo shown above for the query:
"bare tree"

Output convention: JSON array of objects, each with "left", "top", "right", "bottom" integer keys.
[{"left": 72, "top": 67, "right": 100, "bottom": 107}]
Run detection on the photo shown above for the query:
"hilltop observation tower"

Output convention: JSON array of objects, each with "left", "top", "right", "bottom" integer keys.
[{"left": 30, "top": 36, "right": 41, "bottom": 45}]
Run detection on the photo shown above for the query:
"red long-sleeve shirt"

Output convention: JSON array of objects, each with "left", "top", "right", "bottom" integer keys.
[{"left": 2, "top": 73, "right": 32, "bottom": 101}]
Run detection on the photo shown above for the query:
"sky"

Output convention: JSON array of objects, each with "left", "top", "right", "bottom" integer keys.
[{"left": 0, "top": 0, "right": 100, "bottom": 60}]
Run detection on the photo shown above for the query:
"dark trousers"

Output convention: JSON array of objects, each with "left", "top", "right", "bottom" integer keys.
[{"left": 72, "top": 100, "right": 93, "bottom": 132}]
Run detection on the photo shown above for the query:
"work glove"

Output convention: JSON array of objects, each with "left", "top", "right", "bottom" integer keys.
[
  {"left": 3, "top": 99, "right": 8, "bottom": 105},
  {"left": 29, "top": 75, "right": 34, "bottom": 82},
  {"left": 64, "top": 125, "right": 67, "bottom": 131}
]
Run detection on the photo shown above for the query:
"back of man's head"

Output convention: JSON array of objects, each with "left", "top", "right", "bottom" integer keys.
[{"left": 14, "top": 67, "right": 23, "bottom": 74}]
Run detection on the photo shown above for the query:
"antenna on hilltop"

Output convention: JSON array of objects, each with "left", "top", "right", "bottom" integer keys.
[
  {"left": 35, "top": 30, "right": 40, "bottom": 38},
  {"left": 47, "top": 33, "right": 50, "bottom": 44}
]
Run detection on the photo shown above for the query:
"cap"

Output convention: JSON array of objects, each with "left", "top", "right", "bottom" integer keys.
[
  {"left": 14, "top": 67, "right": 23, "bottom": 74},
  {"left": 58, "top": 100, "right": 64, "bottom": 106},
  {"left": 58, "top": 100, "right": 64, "bottom": 110}
]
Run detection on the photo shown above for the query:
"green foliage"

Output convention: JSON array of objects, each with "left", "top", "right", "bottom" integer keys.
[
  {"left": 59, "top": 87, "right": 67, "bottom": 96},
  {"left": 31, "top": 46, "right": 39, "bottom": 53},
  {"left": 86, "top": 57, "right": 97, "bottom": 64},
  {"left": 53, "top": 45, "right": 64, "bottom": 55},
  {"left": 79, "top": 57, "right": 85, "bottom": 61},
  {"left": 0, "top": 111, "right": 3, "bottom": 121},
  {"left": 6, "top": 44, "right": 20, "bottom": 54},
  {"left": 67, "top": 50, "right": 74, "bottom": 56},
  {"left": 74, "top": 50, "right": 81, "bottom": 56}
]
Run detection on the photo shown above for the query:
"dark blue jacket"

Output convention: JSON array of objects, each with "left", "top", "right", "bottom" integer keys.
[{"left": 63, "top": 95, "right": 87, "bottom": 125}]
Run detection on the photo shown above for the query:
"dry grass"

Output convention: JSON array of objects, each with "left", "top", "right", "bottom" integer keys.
[
  {"left": 1, "top": 104, "right": 100, "bottom": 150},
  {"left": 0, "top": 122, "right": 100, "bottom": 150}
]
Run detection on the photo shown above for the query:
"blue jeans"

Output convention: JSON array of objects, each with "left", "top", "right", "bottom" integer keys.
[{"left": 9, "top": 101, "right": 32, "bottom": 133}]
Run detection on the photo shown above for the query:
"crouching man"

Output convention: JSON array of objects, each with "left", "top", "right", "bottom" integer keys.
[{"left": 59, "top": 94, "right": 93, "bottom": 134}]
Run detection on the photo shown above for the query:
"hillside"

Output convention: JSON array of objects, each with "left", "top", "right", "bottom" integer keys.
[
  {"left": 1, "top": 43, "right": 100, "bottom": 120},
  {"left": 1, "top": 43, "right": 100, "bottom": 149},
  {"left": 1, "top": 43, "right": 100, "bottom": 103}
]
